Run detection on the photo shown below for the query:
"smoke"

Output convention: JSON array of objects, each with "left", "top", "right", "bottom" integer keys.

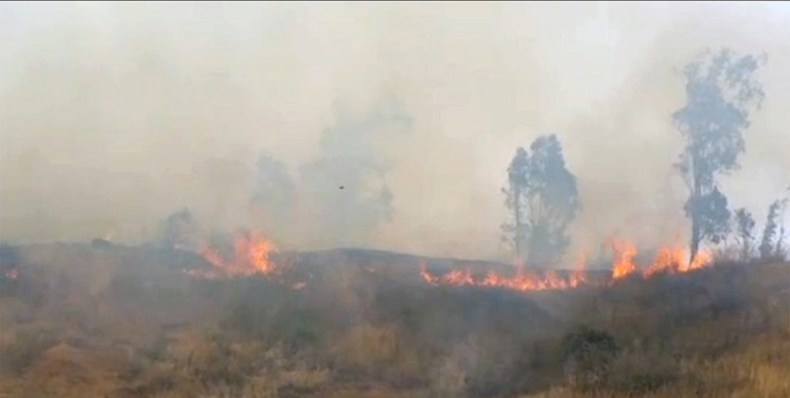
[
  {"left": 296, "top": 98, "right": 412, "bottom": 248},
  {"left": 1, "top": 3, "right": 789, "bottom": 261},
  {"left": 249, "top": 154, "right": 297, "bottom": 241},
  {"left": 251, "top": 98, "right": 412, "bottom": 249}
]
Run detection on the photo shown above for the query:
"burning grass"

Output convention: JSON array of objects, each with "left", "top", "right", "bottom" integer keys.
[
  {"left": 419, "top": 239, "right": 715, "bottom": 293},
  {"left": 0, "top": 243, "right": 787, "bottom": 397}
]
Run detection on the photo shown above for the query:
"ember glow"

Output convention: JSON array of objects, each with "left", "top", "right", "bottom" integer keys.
[{"left": 420, "top": 240, "right": 714, "bottom": 292}]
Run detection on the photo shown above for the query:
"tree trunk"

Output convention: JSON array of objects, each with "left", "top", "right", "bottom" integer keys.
[
  {"left": 514, "top": 186, "right": 523, "bottom": 261},
  {"left": 690, "top": 210, "right": 700, "bottom": 264},
  {"left": 689, "top": 159, "right": 701, "bottom": 264}
]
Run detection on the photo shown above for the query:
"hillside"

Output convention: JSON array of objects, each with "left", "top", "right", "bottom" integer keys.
[{"left": 0, "top": 243, "right": 788, "bottom": 397}]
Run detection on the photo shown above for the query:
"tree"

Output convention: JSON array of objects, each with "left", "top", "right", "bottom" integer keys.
[
  {"left": 159, "top": 208, "right": 199, "bottom": 250},
  {"left": 299, "top": 99, "right": 411, "bottom": 246},
  {"left": 733, "top": 207, "right": 755, "bottom": 260},
  {"left": 502, "top": 135, "right": 580, "bottom": 266},
  {"left": 673, "top": 49, "right": 765, "bottom": 263},
  {"left": 501, "top": 148, "right": 529, "bottom": 260},
  {"left": 760, "top": 198, "right": 788, "bottom": 259}
]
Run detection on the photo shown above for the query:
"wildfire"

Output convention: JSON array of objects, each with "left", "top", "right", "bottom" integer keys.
[
  {"left": 610, "top": 239, "right": 713, "bottom": 280},
  {"left": 420, "top": 239, "right": 714, "bottom": 293},
  {"left": 185, "top": 229, "right": 714, "bottom": 295},
  {"left": 611, "top": 239, "right": 638, "bottom": 279},
  {"left": 198, "top": 231, "right": 277, "bottom": 277},
  {"left": 420, "top": 262, "right": 587, "bottom": 292}
]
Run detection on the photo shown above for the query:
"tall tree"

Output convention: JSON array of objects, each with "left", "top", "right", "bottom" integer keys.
[
  {"left": 502, "top": 148, "right": 529, "bottom": 260},
  {"left": 673, "top": 49, "right": 764, "bottom": 262},
  {"left": 733, "top": 207, "right": 755, "bottom": 260},
  {"left": 760, "top": 198, "right": 788, "bottom": 259},
  {"left": 502, "top": 135, "right": 579, "bottom": 266},
  {"left": 299, "top": 99, "right": 411, "bottom": 246},
  {"left": 159, "top": 208, "right": 199, "bottom": 250}
]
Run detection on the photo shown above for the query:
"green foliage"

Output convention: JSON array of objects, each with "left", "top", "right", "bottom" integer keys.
[
  {"left": 760, "top": 198, "right": 788, "bottom": 259},
  {"left": 673, "top": 49, "right": 764, "bottom": 259},
  {"left": 734, "top": 207, "right": 756, "bottom": 260},
  {"left": 685, "top": 187, "right": 731, "bottom": 244},
  {"left": 502, "top": 135, "right": 580, "bottom": 266}
]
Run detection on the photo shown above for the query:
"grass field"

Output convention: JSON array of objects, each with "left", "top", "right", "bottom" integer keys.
[{"left": 0, "top": 243, "right": 788, "bottom": 397}]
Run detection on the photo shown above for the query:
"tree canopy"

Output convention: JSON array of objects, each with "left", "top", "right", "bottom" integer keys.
[
  {"left": 502, "top": 134, "right": 579, "bottom": 266},
  {"left": 673, "top": 49, "right": 764, "bottom": 261}
]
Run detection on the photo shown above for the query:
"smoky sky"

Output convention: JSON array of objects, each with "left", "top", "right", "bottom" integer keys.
[{"left": 1, "top": 2, "right": 789, "bottom": 262}]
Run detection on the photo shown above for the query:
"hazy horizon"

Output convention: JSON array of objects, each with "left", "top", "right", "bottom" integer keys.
[{"left": 2, "top": 2, "right": 789, "bottom": 262}]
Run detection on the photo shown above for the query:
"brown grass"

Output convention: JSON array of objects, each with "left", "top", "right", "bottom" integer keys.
[{"left": 0, "top": 244, "right": 787, "bottom": 397}]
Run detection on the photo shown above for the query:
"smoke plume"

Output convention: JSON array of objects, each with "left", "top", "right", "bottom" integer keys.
[{"left": 1, "top": 3, "right": 789, "bottom": 261}]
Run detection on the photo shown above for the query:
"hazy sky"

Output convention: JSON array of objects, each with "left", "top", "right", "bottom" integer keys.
[{"left": 1, "top": 2, "right": 789, "bottom": 261}]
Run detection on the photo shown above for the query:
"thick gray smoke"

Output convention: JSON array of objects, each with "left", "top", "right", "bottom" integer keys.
[
  {"left": 1, "top": 3, "right": 789, "bottom": 261},
  {"left": 297, "top": 98, "right": 412, "bottom": 248},
  {"left": 250, "top": 98, "right": 412, "bottom": 249},
  {"left": 250, "top": 154, "right": 297, "bottom": 241}
]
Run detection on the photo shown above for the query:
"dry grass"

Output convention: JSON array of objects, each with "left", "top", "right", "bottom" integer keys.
[{"left": 0, "top": 244, "right": 787, "bottom": 397}]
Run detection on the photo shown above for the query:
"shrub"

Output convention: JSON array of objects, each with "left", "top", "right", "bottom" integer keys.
[{"left": 560, "top": 327, "right": 618, "bottom": 390}]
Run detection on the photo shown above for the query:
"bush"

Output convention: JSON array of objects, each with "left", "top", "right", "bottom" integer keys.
[{"left": 560, "top": 327, "right": 618, "bottom": 390}]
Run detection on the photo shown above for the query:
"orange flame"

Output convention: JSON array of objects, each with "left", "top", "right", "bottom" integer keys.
[
  {"left": 420, "top": 262, "right": 587, "bottom": 292},
  {"left": 644, "top": 245, "right": 712, "bottom": 276},
  {"left": 198, "top": 231, "right": 277, "bottom": 277},
  {"left": 611, "top": 239, "right": 639, "bottom": 279},
  {"left": 420, "top": 239, "right": 714, "bottom": 293},
  {"left": 609, "top": 238, "right": 713, "bottom": 280}
]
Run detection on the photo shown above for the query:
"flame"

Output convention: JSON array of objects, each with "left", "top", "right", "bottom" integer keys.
[
  {"left": 187, "top": 230, "right": 714, "bottom": 295},
  {"left": 644, "top": 245, "right": 712, "bottom": 276},
  {"left": 188, "top": 231, "right": 308, "bottom": 289},
  {"left": 420, "top": 262, "right": 587, "bottom": 292},
  {"left": 611, "top": 239, "right": 639, "bottom": 279},
  {"left": 609, "top": 239, "right": 714, "bottom": 280},
  {"left": 198, "top": 231, "right": 277, "bottom": 277},
  {"left": 420, "top": 239, "right": 714, "bottom": 293}
]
